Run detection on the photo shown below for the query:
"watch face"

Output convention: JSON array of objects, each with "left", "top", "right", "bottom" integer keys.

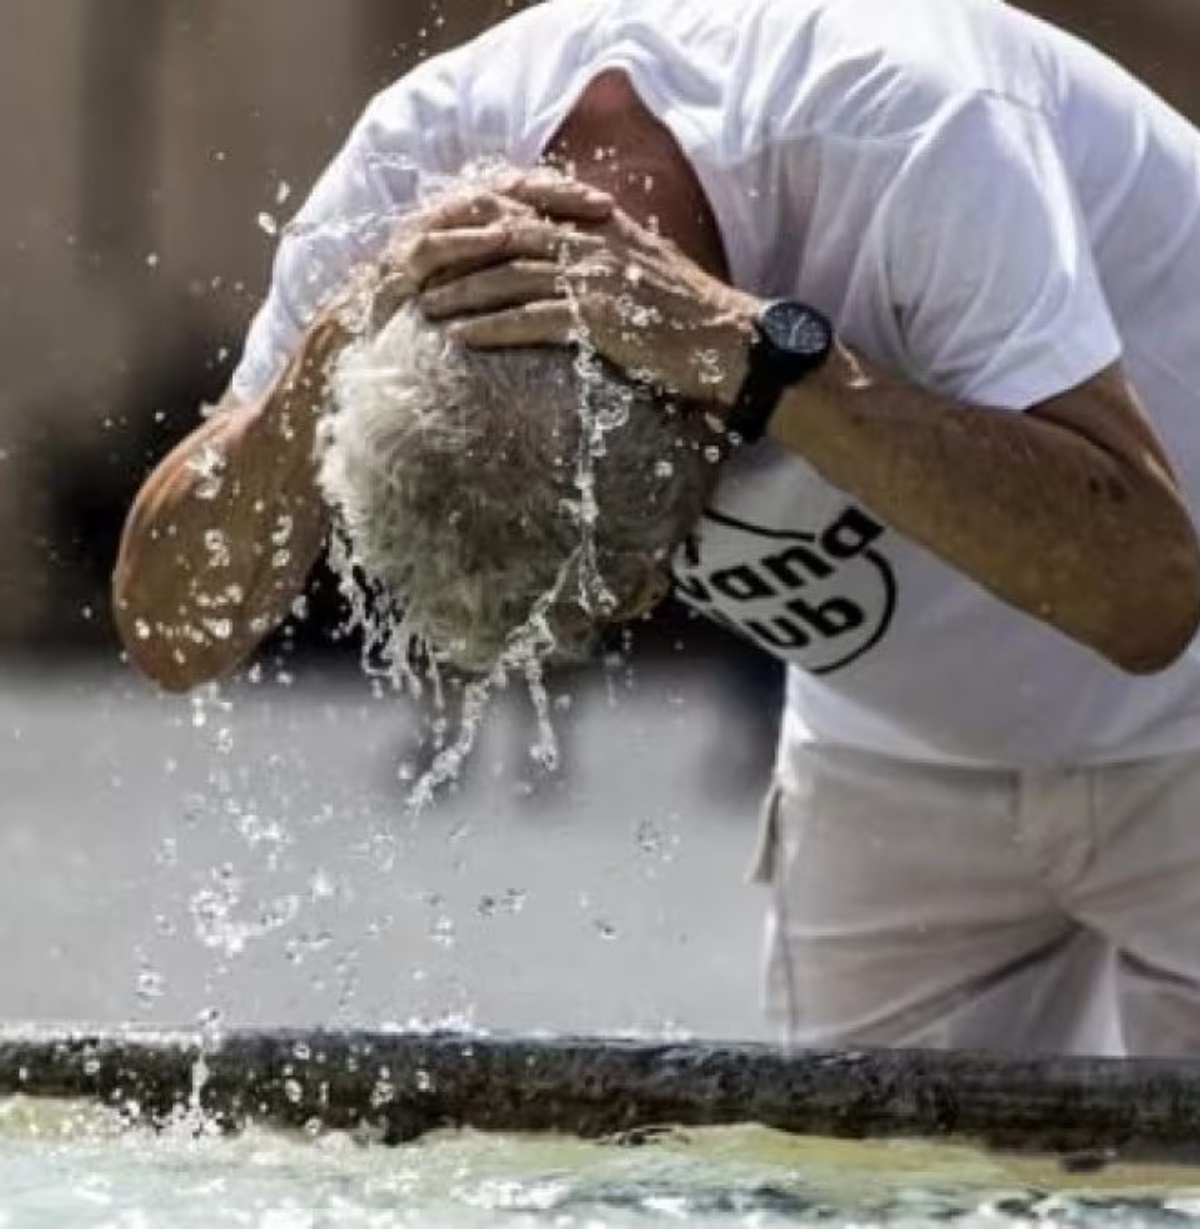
[{"left": 761, "top": 300, "right": 832, "bottom": 359}]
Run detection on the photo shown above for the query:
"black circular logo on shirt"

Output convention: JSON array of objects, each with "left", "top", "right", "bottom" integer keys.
[{"left": 673, "top": 505, "right": 896, "bottom": 675}]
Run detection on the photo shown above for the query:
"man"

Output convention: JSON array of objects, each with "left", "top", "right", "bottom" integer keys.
[{"left": 114, "top": 0, "right": 1200, "bottom": 1055}]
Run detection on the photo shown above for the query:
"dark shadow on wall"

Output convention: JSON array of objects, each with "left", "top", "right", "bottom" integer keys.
[
  {"left": 24, "top": 299, "right": 239, "bottom": 655},
  {"left": 78, "top": 0, "right": 167, "bottom": 283}
]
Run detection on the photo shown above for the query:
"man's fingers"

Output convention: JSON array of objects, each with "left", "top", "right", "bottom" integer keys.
[
  {"left": 448, "top": 301, "right": 580, "bottom": 349},
  {"left": 404, "top": 173, "right": 611, "bottom": 240},
  {"left": 405, "top": 221, "right": 604, "bottom": 285},
  {"left": 398, "top": 227, "right": 515, "bottom": 284},
  {"left": 499, "top": 171, "right": 614, "bottom": 221},
  {"left": 380, "top": 191, "right": 528, "bottom": 261},
  {"left": 367, "top": 268, "right": 417, "bottom": 329},
  {"left": 424, "top": 189, "right": 525, "bottom": 229},
  {"left": 419, "top": 260, "right": 565, "bottom": 319}
]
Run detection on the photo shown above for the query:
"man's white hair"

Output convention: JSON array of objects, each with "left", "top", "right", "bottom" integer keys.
[{"left": 317, "top": 304, "right": 711, "bottom": 672}]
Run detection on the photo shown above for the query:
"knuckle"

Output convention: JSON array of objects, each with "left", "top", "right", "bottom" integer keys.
[
  {"left": 429, "top": 196, "right": 465, "bottom": 225},
  {"left": 407, "top": 233, "right": 433, "bottom": 263},
  {"left": 499, "top": 218, "right": 525, "bottom": 249},
  {"left": 477, "top": 190, "right": 507, "bottom": 217}
]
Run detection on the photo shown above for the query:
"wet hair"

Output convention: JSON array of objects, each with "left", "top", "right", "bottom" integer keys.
[{"left": 316, "top": 304, "right": 711, "bottom": 672}]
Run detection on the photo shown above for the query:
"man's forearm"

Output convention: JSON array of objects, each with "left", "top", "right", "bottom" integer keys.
[
  {"left": 758, "top": 345, "right": 1200, "bottom": 672},
  {"left": 113, "top": 315, "right": 348, "bottom": 691}
]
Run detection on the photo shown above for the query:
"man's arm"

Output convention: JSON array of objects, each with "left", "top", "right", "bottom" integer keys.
[
  {"left": 753, "top": 345, "right": 1200, "bottom": 674},
  {"left": 112, "top": 314, "right": 347, "bottom": 692}
]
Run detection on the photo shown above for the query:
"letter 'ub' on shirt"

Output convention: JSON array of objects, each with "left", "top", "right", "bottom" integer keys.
[{"left": 231, "top": 0, "right": 1200, "bottom": 771}]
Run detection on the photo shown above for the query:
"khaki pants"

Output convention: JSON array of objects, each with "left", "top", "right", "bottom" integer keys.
[{"left": 756, "top": 744, "right": 1200, "bottom": 1056}]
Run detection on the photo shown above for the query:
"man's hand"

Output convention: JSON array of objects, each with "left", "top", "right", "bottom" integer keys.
[
  {"left": 415, "top": 192, "right": 761, "bottom": 403},
  {"left": 361, "top": 170, "right": 618, "bottom": 328}
]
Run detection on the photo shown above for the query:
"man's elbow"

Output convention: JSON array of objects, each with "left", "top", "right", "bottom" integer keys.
[
  {"left": 128, "top": 642, "right": 228, "bottom": 694},
  {"left": 1107, "top": 533, "right": 1200, "bottom": 675},
  {"left": 114, "top": 611, "right": 229, "bottom": 694},
  {"left": 112, "top": 585, "right": 243, "bottom": 694}
]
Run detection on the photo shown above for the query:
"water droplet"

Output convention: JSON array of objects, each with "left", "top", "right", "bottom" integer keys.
[
  {"left": 204, "top": 529, "right": 231, "bottom": 568},
  {"left": 197, "top": 1006, "right": 224, "bottom": 1030},
  {"left": 370, "top": 1076, "right": 396, "bottom": 1109},
  {"left": 136, "top": 967, "right": 166, "bottom": 1004},
  {"left": 201, "top": 618, "right": 233, "bottom": 642},
  {"left": 694, "top": 347, "right": 727, "bottom": 387},
  {"left": 429, "top": 915, "right": 456, "bottom": 948},
  {"left": 309, "top": 869, "right": 335, "bottom": 900},
  {"left": 635, "top": 819, "right": 663, "bottom": 855},
  {"left": 257, "top": 211, "right": 279, "bottom": 237}
]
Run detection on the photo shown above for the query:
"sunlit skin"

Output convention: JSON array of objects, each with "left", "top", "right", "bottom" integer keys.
[{"left": 113, "top": 71, "right": 1200, "bottom": 690}]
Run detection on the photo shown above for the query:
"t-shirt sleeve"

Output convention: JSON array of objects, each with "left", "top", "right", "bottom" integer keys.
[
  {"left": 879, "top": 95, "right": 1121, "bottom": 410},
  {"left": 229, "top": 66, "right": 463, "bottom": 404}
]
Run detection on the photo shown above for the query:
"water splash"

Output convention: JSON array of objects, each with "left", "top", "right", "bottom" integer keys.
[
  {"left": 185, "top": 442, "right": 227, "bottom": 501},
  {"left": 322, "top": 233, "right": 650, "bottom": 809}
]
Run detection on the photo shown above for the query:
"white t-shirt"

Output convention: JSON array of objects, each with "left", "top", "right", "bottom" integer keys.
[{"left": 232, "top": 0, "right": 1200, "bottom": 770}]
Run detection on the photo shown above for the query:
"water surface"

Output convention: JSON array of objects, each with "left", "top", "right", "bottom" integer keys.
[{"left": 3, "top": 1099, "right": 1199, "bottom": 1228}]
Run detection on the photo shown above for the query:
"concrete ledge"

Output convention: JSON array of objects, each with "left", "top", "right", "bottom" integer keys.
[{"left": 2, "top": 1027, "right": 1200, "bottom": 1153}]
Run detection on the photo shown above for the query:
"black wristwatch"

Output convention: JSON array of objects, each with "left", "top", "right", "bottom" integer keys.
[{"left": 725, "top": 299, "right": 834, "bottom": 443}]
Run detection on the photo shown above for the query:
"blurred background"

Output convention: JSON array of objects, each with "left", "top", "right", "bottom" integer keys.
[{"left": 0, "top": 0, "right": 1197, "bottom": 1039}]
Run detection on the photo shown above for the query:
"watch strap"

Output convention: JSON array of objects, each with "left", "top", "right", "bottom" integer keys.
[{"left": 725, "top": 336, "right": 785, "bottom": 444}]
